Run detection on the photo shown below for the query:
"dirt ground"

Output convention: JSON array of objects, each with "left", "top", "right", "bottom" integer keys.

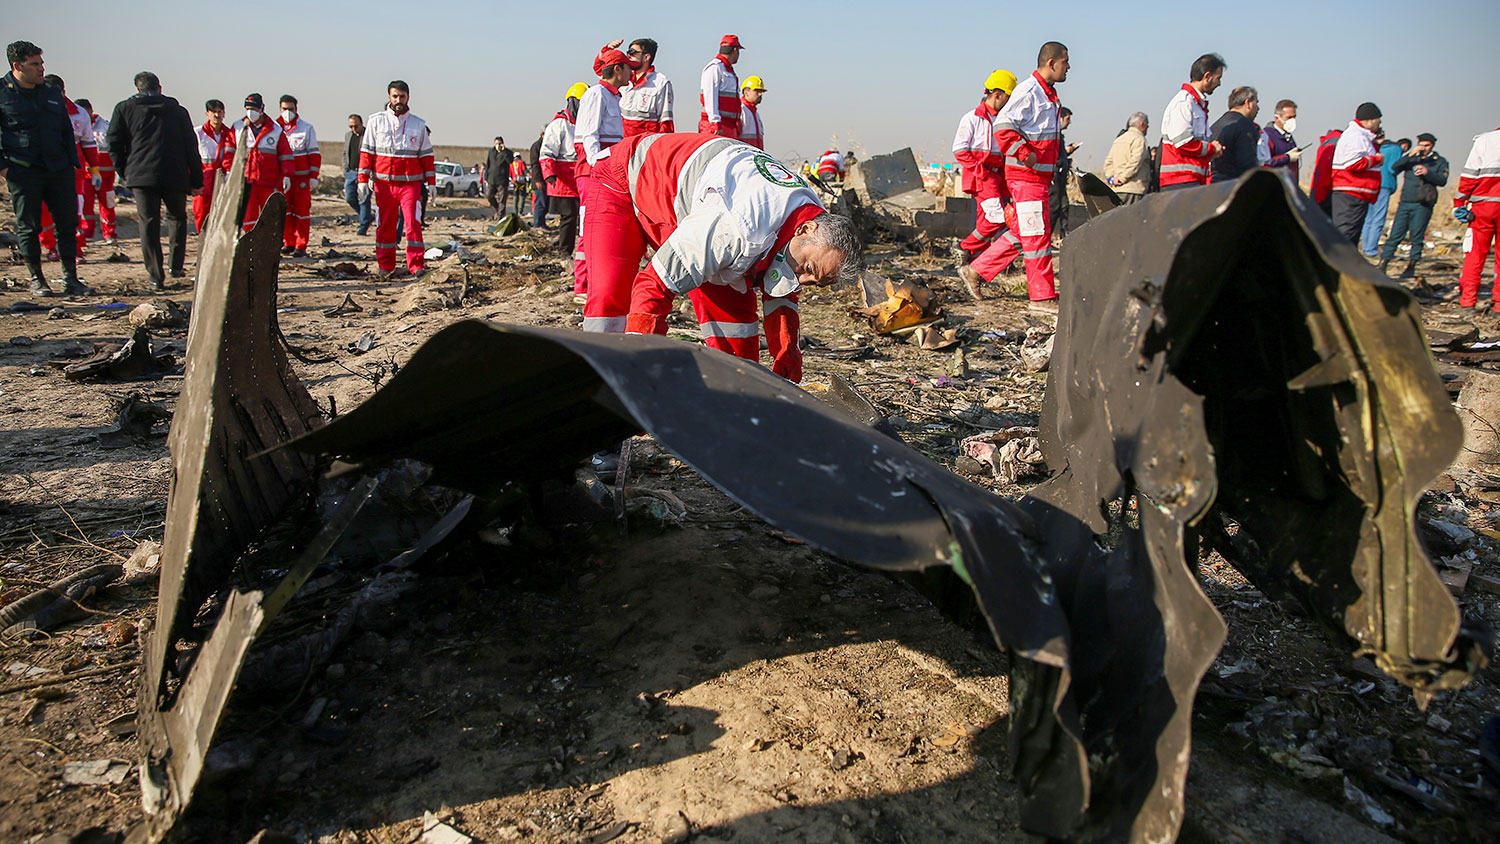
[{"left": 2, "top": 186, "right": 1499, "bottom": 844}]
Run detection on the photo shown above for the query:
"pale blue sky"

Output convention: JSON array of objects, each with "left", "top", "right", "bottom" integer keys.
[{"left": 11, "top": 1, "right": 1500, "bottom": 169}]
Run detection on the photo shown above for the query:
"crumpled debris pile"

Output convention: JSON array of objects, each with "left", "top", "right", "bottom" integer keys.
[
  {"left": 53, "top": 326, "right": 175, "bottom": 381},
  {"left": 312, "top": 262, "right": 369, "bottom": 281},
  {"left": 856, "top": 277, "right": 943, "bottom": 335},
  {"left": 958, "top": 427, "right": 1045, "bottom": 484}
]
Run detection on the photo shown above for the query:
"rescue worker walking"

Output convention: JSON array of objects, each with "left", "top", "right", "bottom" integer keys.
[
  {"left": 993, "top": 41, "right": 1071, "bottom": 310},
  {"left": 621, "top": 38, "right": 673, "bottom": 136},
  {"left": 1160, "top": 54, "right": 1226, "bottom": 190},
  {"left": 75, "top": 99, "right": 118, "bottom": 247},
  {"left": 576, "top": 43, "right": 636, "bottom": 313},
  {"left": 192, "top": 100, "right": 229, "bottom": 234},
  {"left": 699, "top": 35, "right": 743, "bottom": 137},
  {"left": 1455, "top": 124, "right": 1500, "bottom": 309},
  {"left": 595, "top": 134, "right": 863, "bottom": 382},
  {"left": 357, "top": 81, "right": 436, "bottom": 278},
  {"left": 276, "top": 95, "right": 319, "bottom": 257},
  {"left": 739, "top": 76, "right": 766, "bottom": 150},
  {"left": 0, "top": 40, "right": 90, "bottom": 297},
  {"left": 1330, "top": 103, "right": 1385, "bottom": 244},
  {"left": 541, "top": 84, "right": 584, "bottom": 291},
  {"left": 222, "top": 93, "right": 293, "bottom": 233},
  {"left": 952, "top": 69, "right": 1022, "bottom": 300}
]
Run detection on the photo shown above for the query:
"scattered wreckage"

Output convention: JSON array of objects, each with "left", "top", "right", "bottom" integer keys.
[{"left": 131, "top": 166, "right": 1484, "bottom": 844}]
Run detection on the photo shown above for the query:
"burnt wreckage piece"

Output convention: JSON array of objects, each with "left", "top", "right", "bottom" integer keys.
[{"left": 137, "top": 168, "right": 1482, "bottom": 843}]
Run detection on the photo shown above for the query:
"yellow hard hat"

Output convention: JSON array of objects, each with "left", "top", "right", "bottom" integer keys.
[
  {"left": 984, "top": 69, "right": 1017, "bottom": 95},
  {"left": 742, "top": 75, "right": 766, "bottom": 91},
  {"left": 566, "top": 82, "right": 588, "bottom": 100}
]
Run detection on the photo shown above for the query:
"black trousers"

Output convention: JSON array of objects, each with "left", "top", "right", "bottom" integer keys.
[
  {"left": 1331, "top": 192, "right": 1369, "bottom": 245},
  {"left": 6, "top": 165, "right": 78, "bottom": 278},
  {"left": 133, "top": 187, "right": 189, "bottom": 283},
  {"left": 551, "top": 195, "right": 578, "bottom": 255}
]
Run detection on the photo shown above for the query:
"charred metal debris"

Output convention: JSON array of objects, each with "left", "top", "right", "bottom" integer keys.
[{"left": 132, "top": 168, "right": 1486, "bottom": 844}]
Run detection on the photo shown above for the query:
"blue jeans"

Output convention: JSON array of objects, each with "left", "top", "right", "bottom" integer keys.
[
  {"left": 343, "top": 171, "right": 373, "bottom": 232},
  {"left": 1360, "top": 186, "right": 1393, "bottom": 255},
  {"left": 1379, "top": 201, "right": 1434, "bottom": 264},
  {"left": 531, "top": 188, "right": 549, "bottom": 228}
]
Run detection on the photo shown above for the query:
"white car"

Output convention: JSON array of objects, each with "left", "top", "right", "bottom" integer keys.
[{"left": 434, "top": 161, "right": 481, "bottom": 197}]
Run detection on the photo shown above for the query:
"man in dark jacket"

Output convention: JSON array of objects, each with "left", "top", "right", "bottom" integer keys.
[
  {"left": 1050, "top": 107, "right": 1077, "bottom": 237},
  {"left": 484, "top": 136, "right": 514, "bottom": 219},
  {"left": 0, "top": 41, "right": 90, "bottom": 297},
  {"left": 1210, "top": 86, "right": 1261, "bottom": 183},
  {"left": 342, "top": 113, "right": 371, "bottom": 235},
  {"left": 1379, "top": 133, "right": 1449, "bottom": 278},
  {"left": 107, "top": 71, "right": 200, "bottom": 290}
]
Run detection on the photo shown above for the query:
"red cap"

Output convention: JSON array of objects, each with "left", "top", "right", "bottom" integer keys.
[
  {"left": 720, "top": 34, "right": 745, "bottom": 49},
  {"left": 594, "top": 47, "right": 640, "bottom": 77}
]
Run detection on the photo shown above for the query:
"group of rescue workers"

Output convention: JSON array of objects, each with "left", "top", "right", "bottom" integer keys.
[{"left": 5, "top": 34, "right": 1500, "bottom": 385}]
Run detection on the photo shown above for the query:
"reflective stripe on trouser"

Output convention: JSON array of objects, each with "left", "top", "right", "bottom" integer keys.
[
  {"left": 970, "top": 200, "right": 1022, "bottom": 282},
  {"left": 1459, "top": 202, "right": 1500, "bottom": 308},
  {"left": 282, "top": 184, "right": 313, "bottom": 250},
  {"left": 1010, "top": 179, "right": 1055, "bottom": 300},
  {"left": 582, "top": 177, "right": 642, "bottom": 333},
  {"left": 193, "top": 179, "right": 214, "bottom": 234},
  {"left": 687, "top": 284, "right": 759, "bottom": 363},
  {"left": 574, "top": 174, "right": 592, "bottom": 295},
  {"left": 374, "top": 180, "right": 426, "bottom": 273},
  {"left": 80, "top": 178, "right": 97, "bottom": 240},
  {"left": 959, "top": 196, "right": 1008, "bottom": 254},
  {"left": 241, "top": 184, "right": 278, "bottom": 232},
  {"left": 96, "top": 170, "right": 116, "bottom": 239},
  {"left": 761, "top": 291, "right": 802, "bottom": 382},
  {"left": 39, "top": 205, "right": 57, "bottom": 251}
]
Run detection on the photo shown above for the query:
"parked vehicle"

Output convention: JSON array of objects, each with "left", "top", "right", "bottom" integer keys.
[{"left": 434, "top": 161, "right": 481, "bottom": 197}]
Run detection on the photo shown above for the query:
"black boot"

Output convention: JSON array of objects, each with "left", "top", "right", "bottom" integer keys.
[
  {"left": 62, "top": 274, "right": 95, "bottom": 297},
  {"left": 1377, "top": 256, "right": 1391, "bottom": 275},
  {"left": 1399, "top": 259, "right": 1417, "bottom": 279}
]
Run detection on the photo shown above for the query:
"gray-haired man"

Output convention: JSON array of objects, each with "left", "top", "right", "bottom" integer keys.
[{"left": 1104, "top": 112, "right": 1151, "bottom": 203}]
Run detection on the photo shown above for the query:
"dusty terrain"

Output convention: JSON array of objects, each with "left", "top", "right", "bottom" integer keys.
[{"left": 2, "top": 186, "right": 1499, "bottom": 844}]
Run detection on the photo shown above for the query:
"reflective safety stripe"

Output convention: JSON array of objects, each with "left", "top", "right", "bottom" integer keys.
[
  {"left": 652, "top": 246, "right": 695, "bottom": 294},
  {"left": 700, "top": 320, "right": 759, "bottom": 339},
  {"left": 1166, "top": 130, "right": 1196, "bottom": 145},
  {"left": 673, "top": 138, "right": 738, "bottom": 218},
  {"left": 1022, "top": 247, "right": 1051, "bottom": 260},
  {"left": 626, "top": 134, "right": 665, "bottom": 198},
  {"left": 762, "top": 297, "right": 798, "bottom": 315},
  {"left": 1464, "top": 167, "right": 1500, "bottom": 177},
  {"left": 368, "top": 146, "right": 427, "bottom": 158},
  {"left": 373, "top": 173, "right": 428, "bottom": 182},
  {"left": 407, "top": 241, "right": 425, "bottom": 250},
  {"left": 1002, "top": 232, "right": 1021, "bottom": 246},
  {"left": 1159, "top": 163, "right": 1209, "bottom": 175},
  {"left": 968, "top": 229, "right": 998, "bottom": 244},
  {"left": 582, "top": 315, "right": 627, "bottom": 332},
  {"left": 1471, "top": 196, "right": 1500, "bottom": 203},
  {"left": 289, "top": 214, "right": 311, "bottom": 220},
  {"left": 375, "top": 241, "right": 399, "bottom": 249}
]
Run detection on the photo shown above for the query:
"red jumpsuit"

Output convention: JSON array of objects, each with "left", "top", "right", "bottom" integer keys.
[
  {"left": 951, "top": 102, "right": 1021, "bottom": 283},
  {"left": 575, "top": 80, "right": 624, "bottom": 306},
  {"left": 193, "top": 121, "right": 231, "bottom": 233},
  {"left": 993, "top": 71, "right": 1061, "bottom": 301},
  {"left": 277, "top": 115, "right": 321, "bottom": 250},
  {"left": 80, "top": 113, "right": 117, "bottom": 241},
  {"left": 592, "top": 134, "right": 822, "bottom": 381},
  {"left": 221, "top": 118, "right": 294, "bottom": 231},
  {"left": 698, "top": 55, "right": 741, "bottom": 137},
  {"left": 1457, "top": 127, "right": 1500, "bottom": 308},
  {"left": 358, "top": 107, "right": 436, "bottom": 274}
]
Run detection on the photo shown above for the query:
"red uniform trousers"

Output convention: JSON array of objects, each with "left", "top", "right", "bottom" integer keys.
[
  {"left": 373, "top": 180, "right": 425, "bottom": 273},
  {"left": 969, "top": 200, "right": 1023, "bottom": 282},
  {"left": 193, "top": 167, "right": 217, "bottom": 233},
  {"left": 40, "top": 170, "right": 87, "bottom": 252},
  {"left": 697, "top": 116, "right": 740, "bottom": 139},
  {"left": 81, "top": 170, "right": 117, "bottom": 240},
  {"left": 241, "top": 184, "right": 279, "bottom": 232},
  {"left": 1009, "top": 179, "right": 1056, "bottom": 300},
  {"left": 1459, "top": 202, "right": 1500, "bottom": 308},
  {"left": 588, "top": 166, "right": 800, "bottom": 379},
  {"left": 574, "top": 174, "right": 592, "bottom": 295},
  {"left": 282, "top": 183, "right": 313, "bottom": 250}
]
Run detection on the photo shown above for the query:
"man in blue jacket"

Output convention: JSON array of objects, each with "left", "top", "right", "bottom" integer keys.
[
  {"left": 0, "top": 41, "right": 90, "bottom": 297},
  {"left": 1379, "top": 133, "right": 1449, "bottom": 278},
  {"left": 1361, "top": 134, "right": 1410, "bottom": 256}
]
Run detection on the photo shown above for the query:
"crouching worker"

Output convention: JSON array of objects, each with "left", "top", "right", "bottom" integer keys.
[{"left": 586, "top": 134, "right": 862, "bottom": 382}]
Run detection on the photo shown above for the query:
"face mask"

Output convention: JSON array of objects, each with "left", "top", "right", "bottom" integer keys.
[
  {"left": 1282, "top": 117, "right": 1297, "bottom": 134},
  {"left": 281, "top": 109, "right": 295, "bottom": 123},
  {"left": 246, "top": 109, "right": 262, "bottom": 122},
  {"left": 390, "top": 102, "right": 408, "bottom": 115}
]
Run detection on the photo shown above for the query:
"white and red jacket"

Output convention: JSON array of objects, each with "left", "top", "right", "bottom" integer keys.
[
  {"left": 1456, "top": 128, "right": 1500, "bottom": 209},
  {"left": 222, "top": 118, "right": 294, "bottom": 187},
  {"left": 618, "top": 133, "right": 825, "bottom": 298},
  {"left": 621, "top": 68, "right": 674, "bottom": 136},
  {"left": 815, "top": 150, "right": 845, "bottom": 180},
  {"left": 89, "top": 114, "right": 112, "bottom": 173},
  {"left": 65, "top": 96, "right": 99, "bottom": 173},
  {"left": 276, "top": 115, "right": 321, "bottom": 185},
  {"left": 952, "top": 102, "right": 1008, "bottom": 201},
  {"left": 540, "top": 109, "right": 578, "bottom": 197},
  {"left": 699, "top": 55, "right": 741, "bottom": 129},
  {"left": 1159, "top": 83, "right": 1213, "bottom": 187},
  {"left": 739, "top": 99, "right": 764, "bottom": 150},
  {"left": 574, "top": 82, "right": 623, "bottom": 179},
  {"left": 195, "top": 121, "right": 230, "bottom": 173},
  {"left": 358, "top": 108, "right": 434, "bottom": 188},
  {"left": 993, "top": 71, "right": 1061, "bottom": 187},
  {"left": 1331, "top": 120, "right": 1382, "bottom": 203}
]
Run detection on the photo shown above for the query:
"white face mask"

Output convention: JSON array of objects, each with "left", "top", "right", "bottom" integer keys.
[
  {"left": 246, "top": 109, "right": 262, "bottom": 122},
  {"left": 1281, "top": 117, "right": 1297, "bottom": 134},
  {"left": 281, "top": 109, "right": 295, "bottom": 123}
]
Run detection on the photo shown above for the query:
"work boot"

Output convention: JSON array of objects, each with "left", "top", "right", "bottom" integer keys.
[
  {"left": 1027, "top": 297, "right": 1060, "bottom": 315},
  {"left": 1400, "top": 259, "right": 1417, "bottom": 279},
  {"left": 958, "top": 265, "right": 984, "bottom": 301},
  {"left": 292, "top": 249, "right": 308, "bottom": 258},
  {"left": 61, "top": 275, "right": 95, "bottom": 297},
  {"left": 28, "top": 275, "right": 53, "bottom": 297},
  {"left": 590, "top": 451, "right": 620, "bottom": 484},
  {"left": 1377, "top": 257, "right": 1391, "bottom": 275}
]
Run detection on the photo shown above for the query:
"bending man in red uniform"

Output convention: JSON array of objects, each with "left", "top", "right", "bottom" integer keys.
[
  {"left": 357, "top": 80, "right": 436, "bottom": 278},
  {"left": 952, "top": 69, "right": 1022, "bottom": 300},
  {"left": 591, "top": 134, "right": 863, "bottom": 383}
]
